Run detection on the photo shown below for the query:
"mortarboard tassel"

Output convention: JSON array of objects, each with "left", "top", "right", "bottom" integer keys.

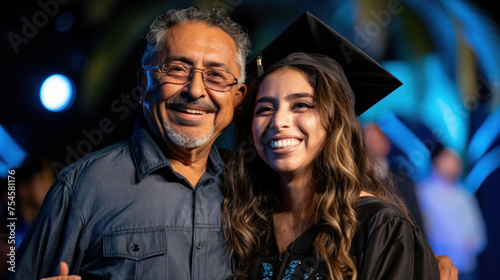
[{"left": 256, "top": 51, "right": 264, "bottom": 76}]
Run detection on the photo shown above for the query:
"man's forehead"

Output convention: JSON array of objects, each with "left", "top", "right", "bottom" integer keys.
[{"left": 152, "top": 22, "right": 238, "bottom": 69}]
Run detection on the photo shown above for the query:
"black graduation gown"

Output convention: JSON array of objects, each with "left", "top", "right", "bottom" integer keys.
[{"left": 249, "top": 197, "right": 439, "bottom": 279}]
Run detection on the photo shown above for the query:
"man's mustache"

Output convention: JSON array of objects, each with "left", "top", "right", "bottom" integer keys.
[{"left": 165, "top": 98, "right": 219, "bottom": 112}]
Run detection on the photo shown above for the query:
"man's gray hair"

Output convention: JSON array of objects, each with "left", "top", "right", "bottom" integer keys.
[{"left": 141, "top": 6, "right": 251, "bottom": 84}]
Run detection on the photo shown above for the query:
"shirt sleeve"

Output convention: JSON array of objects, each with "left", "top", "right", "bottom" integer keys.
[
  {"left": 356, "top": 217, "right": 440, "bottom": 280},
  {"left": 4, "top": 178, "right": 85, "bottom": 279}
]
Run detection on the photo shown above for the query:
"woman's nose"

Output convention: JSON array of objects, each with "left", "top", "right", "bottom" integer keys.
[{"left": 270, "top": 108, "right": 291, "bottom": 130}]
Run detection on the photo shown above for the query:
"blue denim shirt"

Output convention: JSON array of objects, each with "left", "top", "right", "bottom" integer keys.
[{"left": 6, "top": 121, "right": 233, "bottom": 280}]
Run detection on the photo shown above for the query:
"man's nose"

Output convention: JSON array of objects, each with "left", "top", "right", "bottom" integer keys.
[{"left": 184, "top": 70, "right": 206, "bottom": 100}]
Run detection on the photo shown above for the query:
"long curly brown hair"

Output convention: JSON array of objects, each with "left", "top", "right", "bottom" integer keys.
[{"left": 222, "top": 64, "right": 411, "bottom": 279}]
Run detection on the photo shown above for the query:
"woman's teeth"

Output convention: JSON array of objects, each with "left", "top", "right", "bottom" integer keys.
[{"left": 269, "top": 138, "right": 300, "bottom": 149}]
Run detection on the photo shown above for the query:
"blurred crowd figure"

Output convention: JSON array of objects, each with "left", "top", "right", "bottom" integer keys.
[
  {"left": 363, "top": 122, "right": 426, "bottom": 231},
  {"left": 417, "top": 147, "right": 487, "bottom": 280}
]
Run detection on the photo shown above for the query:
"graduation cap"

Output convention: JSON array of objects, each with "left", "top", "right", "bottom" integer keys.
[{"left": 248, "top": 12, "right": 402, "bottom": 115}]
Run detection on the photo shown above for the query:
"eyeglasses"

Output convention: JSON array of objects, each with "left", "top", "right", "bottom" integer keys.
[{"left": 148, "top": 62, "right": 239, "bottom": 92}]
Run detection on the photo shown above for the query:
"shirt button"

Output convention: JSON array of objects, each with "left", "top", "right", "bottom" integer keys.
[
  {"left": 196, "top": 242, "right": 203, "bottom": 249},
  {"left": 131, "top": 244, "right": 140, "bottom": 252}
]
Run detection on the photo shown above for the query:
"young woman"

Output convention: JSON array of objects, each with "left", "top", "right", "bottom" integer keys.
[{"left": 222, "top": 52, "right": 440, "bottom": 279}]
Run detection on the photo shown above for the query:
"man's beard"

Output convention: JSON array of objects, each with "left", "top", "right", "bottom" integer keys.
[
  {"left": 162, "top": 121, "right": 214, "bottom": 149},
  {"left": 161, "top": 97, "right": 219, "bottom": 149}
]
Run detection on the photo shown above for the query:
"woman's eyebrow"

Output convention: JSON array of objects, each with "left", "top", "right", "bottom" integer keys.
[
  {"left": 255, "top": 96, "right": 276, "bottom": 104},
  {"left": 256, "top": 93, "right": 315, "bottom": 104},
  {"left": 285, "top": 93, "right": 314, "bottom": 100}
]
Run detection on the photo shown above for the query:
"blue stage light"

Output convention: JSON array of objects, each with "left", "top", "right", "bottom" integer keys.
[
  {"left": 376, "top": 111, "right": 432, "bottom": 181},
  {"left": 0, "top": 124, "right": 26, "bottom": 178},
  {"left": 467, "top": 105, "right": 500, "bottom": 164},
  {"left": 464, "top": 146, "right": 500, "bottom": 193},
  {"left": 40, "top": 74, "right": 75, "bottom": 112}
]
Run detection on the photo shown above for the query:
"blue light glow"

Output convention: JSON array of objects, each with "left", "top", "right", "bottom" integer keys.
[
  {"left": 0, "top": 124, "right": 26, "bottom": 178},
  {"left": 467, "top": 105, "right": 500, "bottom": 164},
  {"left": 377, "top": 112, "right": 432, "bottom": 181},
  {"left": 420, "top": 54, "right": 467, "bottom": 155},
  {"left": 401, "top": 0, "right": 458, "bottom": 76},
  {"left": 442, "top": 0, "right": 500, "bottom": 88},
  {"left": 464, "top": 146, "right": 500, "bottom": 193},
  {"left": 40, "top": 74, "right": 75, "bottom": 112}
]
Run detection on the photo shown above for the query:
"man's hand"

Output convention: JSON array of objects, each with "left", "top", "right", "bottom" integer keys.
[
  {"left": 40, "top": 262, "right": 81, "bottom": 280},
  {"left": 435, "top": 255, "right": 458, "bottom": 280}
]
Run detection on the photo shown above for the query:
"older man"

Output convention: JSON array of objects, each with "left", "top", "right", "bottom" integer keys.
[{"left": 6, "top": 7, "right": 248, "bottom": 279}]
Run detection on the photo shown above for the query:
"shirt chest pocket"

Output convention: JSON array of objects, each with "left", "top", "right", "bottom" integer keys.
[
  {"left": 103, "top": 228, "right": 167, "bottom": 260},
  {"left": 101, "top": 228, "right": 168, "bottom": 280}
]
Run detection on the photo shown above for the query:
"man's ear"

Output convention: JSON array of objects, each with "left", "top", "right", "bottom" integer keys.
[
  {"left": 137, "top": 69, "right": 148, "bottom": 104},
  {"left": 234, "top": 84, "right": 247, "bottom": 107},
  {"left": 233, "top": 84, "right": 248, "bottom": 121}
]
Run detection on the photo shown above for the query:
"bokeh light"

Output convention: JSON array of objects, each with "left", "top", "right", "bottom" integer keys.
[{"left": 39, "top": 74, "right": 75, "bottom": 112}]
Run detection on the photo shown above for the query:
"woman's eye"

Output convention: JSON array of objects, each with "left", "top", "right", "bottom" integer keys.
[
  {"left": 293, "top": 102, "right": 314, "bottom": 109},
  {"left": 255, "top": 106, "right": 274, "bottom": 115}
]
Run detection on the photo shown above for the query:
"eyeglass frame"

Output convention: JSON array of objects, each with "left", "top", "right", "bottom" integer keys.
[{"left": 146, "top": 62, "right": 240, "bottom": 92}]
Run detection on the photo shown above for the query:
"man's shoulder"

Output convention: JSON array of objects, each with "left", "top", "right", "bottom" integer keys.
[{"left": 56, "top": 139, "right": 131, "bottom": 182}]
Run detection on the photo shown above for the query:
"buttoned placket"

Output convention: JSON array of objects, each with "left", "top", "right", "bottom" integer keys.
[{"left": 191, "top": 177, "right": 212, "bottom": 280}]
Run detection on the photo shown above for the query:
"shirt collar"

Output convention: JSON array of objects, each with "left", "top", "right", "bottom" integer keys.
[{"left": 129, "top": 119, "right": 224, "bottom": 182}]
